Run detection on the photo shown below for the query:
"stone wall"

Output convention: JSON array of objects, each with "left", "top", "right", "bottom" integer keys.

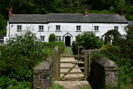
[
  {"left": 33, "top": 57, "right": 53, "bottom": 89},
  {"left": 91, "top": 57, "right": 118, "bottom": 89}
]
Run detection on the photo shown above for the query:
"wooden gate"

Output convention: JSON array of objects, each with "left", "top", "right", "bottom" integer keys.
[{"left": 53, "top": 49, "right": 90, "bottom": 81}]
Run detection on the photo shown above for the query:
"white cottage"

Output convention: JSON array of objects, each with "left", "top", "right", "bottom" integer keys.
[{"left": 6, "top": 8, "right": 128, "bottom": 46}]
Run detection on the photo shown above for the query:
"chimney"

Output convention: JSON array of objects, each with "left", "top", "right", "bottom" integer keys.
[
  {"left": 9, "top": 6, "right": 13, "bottom": 20},
  {"left": 119, "top": 9, "right": 124, "bottom": 16},
  {"left": 84, "top": 8, "right": 88, "bottom": 16}
]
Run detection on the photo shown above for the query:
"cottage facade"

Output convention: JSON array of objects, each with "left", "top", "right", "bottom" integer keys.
[{"left": 5, "top": 8, "right": 128, "bottom": 46}]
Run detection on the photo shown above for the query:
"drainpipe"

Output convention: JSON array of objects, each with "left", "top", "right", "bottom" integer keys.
[{"left": 9, "top": 23, "right": 10, "bottom": 44}]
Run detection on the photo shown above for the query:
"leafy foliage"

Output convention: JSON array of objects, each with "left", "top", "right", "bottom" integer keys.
[
  {"left": 102, "top": 29, "right": 121, "bottom": 44},
  {"left": 76, "top": 31, "right": 103, "bottom": 49},
  {"left": 49, "top": 34, "right": 56, "bottom": 42},
  {"left": 0, "top": 14, "right": 6, "bottom": 34},
  {"left": 91, "top": 25, "right": 133, "bottom": 88},
  {"left": 0, "top": 31, "right": 52, "bottom": 88}
]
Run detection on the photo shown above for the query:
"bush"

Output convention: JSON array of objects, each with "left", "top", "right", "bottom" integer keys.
[
  {"left": 54, "top": 42, "right": 65, "bottom": 53},
  {"left": 0, "top": 31, "right": 52, "bottom": 88},
  {"left": 47, "top": 41, "right": 65, "bottom": 53},
  {"left": 49, "top": 34, "right": 55, "bottom": 42},
  {"left": 72, "top": 41, "right": 78, "bottom": 55},
  {"left": 76, "top": 31, "right": 103, "bottom": 49}
]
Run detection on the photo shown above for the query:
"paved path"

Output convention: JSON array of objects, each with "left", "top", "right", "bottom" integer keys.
[{"left": 55, "top": 57, "right": 90, "bottom": 89}]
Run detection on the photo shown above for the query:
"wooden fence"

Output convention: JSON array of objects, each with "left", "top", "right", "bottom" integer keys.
[{"left": 53, "top": 47, "right": 91, "bottom": 81}]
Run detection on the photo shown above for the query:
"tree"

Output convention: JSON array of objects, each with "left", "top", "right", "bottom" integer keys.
[
  {"left": 76, "top": 31, "right": 103, "bottom": 49},
  {"left": 102, "top": 29, "right": 121, "bottom": 44},
  {"left": 0, "top": 14, "right": 6, "bottom": 34},
  {"left": 49, "top": 34, "right": 55, "bottom": 42}
]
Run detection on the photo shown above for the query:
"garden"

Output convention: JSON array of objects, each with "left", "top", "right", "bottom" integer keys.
[
  {"left": 0, "top": 25, "right": 133, "bottom": 89},
  {"left": 72, "top": 26, "right": 133, "bottom": 89},
  {"left": 0, "top": 32, "right": 65, "bottom": 89}
]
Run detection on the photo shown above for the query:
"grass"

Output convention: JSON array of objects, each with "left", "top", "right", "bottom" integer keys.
[
  {"left": 62, "top": 47, "right": 73, "bottom": 55},
  {"left": 77, "top": 84, "right": 91, "bottom": 89},
  {"left": 51, "top": 82, "right": 64, "bottom": 89}
]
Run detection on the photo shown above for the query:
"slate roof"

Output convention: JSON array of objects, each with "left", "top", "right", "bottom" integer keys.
[
  {"left": 9, "top": 13, "right": 128, "bottom": 23},
  {"left": 9, "top": 14, "right": 48, "bottom": 23},
  {"left": 129, "top": 21, "right": 133, "bottom": 25}
]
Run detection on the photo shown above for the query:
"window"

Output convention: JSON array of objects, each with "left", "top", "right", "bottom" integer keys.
[
  {"left": 17, "top": 25, "right": 22, "bottom": 32},
  {"left": 40, "top": 36, "right": 45, "bottom": 41},
  {"left": 114, "top": 26, "right": 118, "bottom": 30},
  {"left": 0, "top": 36, "right": 4, "bottom": 43},
  {"left": 75, "top": 36, "right": 78, "bottom": 41},
  {"left": 94, "top": 26, "right": 99, "bottom": 31},
  {"left": 56, "top": 25, "right": 60, "bottom": 32},
  {"left": 38, "top": 25, "right": 44, "bottom": 32},
  {"left": 55, "top": 36, "right": 61, "bottom": 41},
  {"left": 76, "top": 26, "right": 81, "bottom": 31}
]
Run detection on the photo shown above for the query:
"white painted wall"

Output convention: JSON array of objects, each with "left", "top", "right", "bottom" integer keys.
[{"left": 5, "top": 22, "right": 128, "bottom": 45}]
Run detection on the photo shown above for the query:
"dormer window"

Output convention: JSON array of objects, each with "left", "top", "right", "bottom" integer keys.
[
  {"left": 94, "top": 26, "right": 99, "bottom": 31},
  {"left": 114, "top": 26, "right": 118, "bottom": 30},
  {"left": 17, "top": 25, "right": 22, "bottom": 32},
  {"left": 56, "top": 25, "right": 60, "bottom": 32},
  {"left": 38, "top": 25, "right": 44, "bottom": 32},
  {"left": 76, "top": 26, "right": 81, "bottom": 32}
]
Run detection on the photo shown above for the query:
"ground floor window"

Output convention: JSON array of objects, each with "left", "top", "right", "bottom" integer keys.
[
  {"left": 55, "top": 36, "right": 61, "bottom": 41},
  {"left": 40, "top": 36, "right": 45, "bottom": 41}
]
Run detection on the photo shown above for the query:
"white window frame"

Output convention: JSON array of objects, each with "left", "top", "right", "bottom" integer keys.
[
  {"left": 55, "top": 36, "right": 61, "bottom": 41},
  {"left": 94, "top": 26, "right": 99, "bottom": 31},
  {"left": 38, "top": 25, "right": 44, "bottom": 32},
  {"left": 76, "top": 26, "right": 81, "bottom": 32},
  {"left": 40, "top": 36, "right": 45, "bottom": 41},
  {"left": 56, "top": 25, "right": 61, "bottom": 32},
  {"left": 114, "top": 26, "right": 118, "bottom": 30},
  {"left": 17, "top": 25, "right": 22, "bottom": 32}
]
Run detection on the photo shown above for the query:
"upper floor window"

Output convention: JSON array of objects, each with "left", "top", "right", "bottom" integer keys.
[
  {"left": 38, "top": 25, "right": 44, "bottom": 32},
  {"left": 55, "top": 36, "right": 61, "bottom": 41},
  {"left": 56, "top": 25, "right": 60, "bottom": 32},
  {"left": 114, "top": 26, "right": 118, "bottom": 30},
  {"left": 40, "top": 36, "right": 45, "bottom": 41},
  {"left": 76, "top": 26, "right": 81, "bottom": 31},
  {"left": 94, "top": 26, "right": 99, "bottom": 31},
  {"left": 17, "top": 25, "right": 22, "bottom": 32}
]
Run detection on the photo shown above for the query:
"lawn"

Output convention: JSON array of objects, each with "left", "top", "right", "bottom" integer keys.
[{"left": 61, "top": 47, "right": 73, "bottom": 55}]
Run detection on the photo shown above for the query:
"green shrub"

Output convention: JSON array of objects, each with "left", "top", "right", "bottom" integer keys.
[
  {"left": 76, "top": 31, "right": 103, "bottom": 49},
  {"left": 46, "top": 41, "right": 65, "bottom": 53},
  {"left": 54, "top": 42, "right": 65, "bottom": 53},
  {"left": 72, "top": 41, "right": 78, "bottom": 55},
  {"left": 0, "top": 31, "right": 52, "bottom": 88},
  {"left": 91, "top": 51, "right": 106, "bottom": 60},
  {"left": 49, "top": 34, "right": 55, "bottom": 42}
]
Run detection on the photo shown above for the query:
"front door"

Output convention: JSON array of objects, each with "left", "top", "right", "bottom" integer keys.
[{"left": 65, "top": 36, "right": 70, "bottom": 46}]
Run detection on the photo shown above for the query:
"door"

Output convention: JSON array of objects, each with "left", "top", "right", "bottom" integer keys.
[{"left": 65, "top": 36, "right": 70, "bottom": 46}]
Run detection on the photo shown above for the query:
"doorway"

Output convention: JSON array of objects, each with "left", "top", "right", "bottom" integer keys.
[{"left": 65, "top": 36, "right": 71, "bottom": 46}]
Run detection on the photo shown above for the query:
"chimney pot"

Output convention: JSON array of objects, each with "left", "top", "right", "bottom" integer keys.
[
  {"left": 119, "top": 9, "right": 124, "bottom": 16},
  {"left": 84, "top": 8, "right": 88, "bottom": 16}
]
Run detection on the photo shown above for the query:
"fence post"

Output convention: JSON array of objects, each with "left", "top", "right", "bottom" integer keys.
[
  {"left": 84, "top": 52, "right": 88, "bottom": 80},
  {"left": 53, "top": 46, "right": 60, "bottom": 80},
  {"left": 88, "top": 52, "right": 91, "bottom": 76}
]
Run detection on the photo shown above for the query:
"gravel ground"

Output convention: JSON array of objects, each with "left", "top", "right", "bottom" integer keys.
[{"left": 55, "top": 57, "right": 90, "bottom": 89}]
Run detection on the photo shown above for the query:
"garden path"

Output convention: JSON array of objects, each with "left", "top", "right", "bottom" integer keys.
[{"left": 55, "top": 56, "right": 91, "bottom": 89}]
